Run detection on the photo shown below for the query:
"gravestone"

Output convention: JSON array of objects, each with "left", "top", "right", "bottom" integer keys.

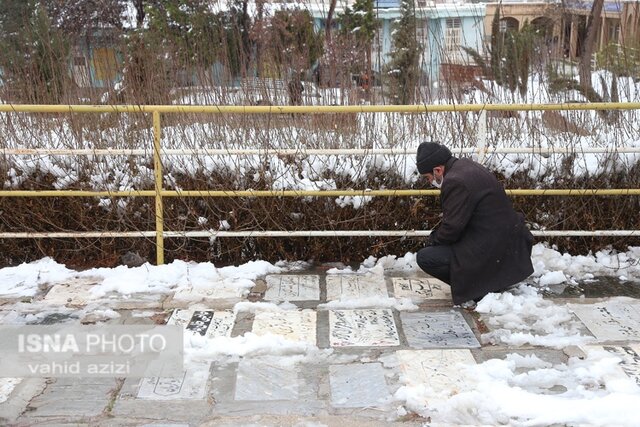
[
  {"left": 167, "top": 309, "right": 235, "bottom": 338},
  {"left": 392, "top": 277, "right": 451, "bottom": 300},
  {"left": 264, "top": 275, "right": 320, "bottom": 301},
  {"left": 396, "top": 349, "right": 477, "bottom": 395},
  {"left": 235, "top": 359, "right": 299, "bottom": 401},
  {"left": 252, "top": 310, "right": 317, "bottom": 345},
  {"left": 329, "top": 309, "right": 399, "bottom": 347},
  {"left": 170, "top": 285, "right": 243, "bottom": 307},
  {"left": 584, "top": 344, "right": 640, "bottom": 386},
  {"left": 43, "top": 283, "right": 96, "bottom": 306},
  {"left": 136, "top": 361, "right": 211, "bottom": 400},
  {"left": 329, "top": 363, "right": 390, "bottom": 408},
  {"left": 400, "top": 311, "right": 479, "bottom": 348},
  {"left": 326, "top": 275, "right": 388, "bottom": 301},
  {"left": 569, "top": 299, "right": 640, "bottom": 341}
]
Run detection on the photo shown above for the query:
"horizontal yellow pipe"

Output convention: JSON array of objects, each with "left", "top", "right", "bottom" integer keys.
[
  {"left": 1, "top": 189, "right": 640, "bottom": 197},
  {"left": 1, "top": 102, "right": 640, "bottom": 114}
]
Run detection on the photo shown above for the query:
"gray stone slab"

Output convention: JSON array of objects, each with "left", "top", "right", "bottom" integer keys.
[
  {"left": 252, "top": 310, "right": 317, "bottom": 345},
  {"left": 392, "top": 277, "right": 451, "bottom": 300},
  {"left": 329, "top": 309, "right": 399, "bottom": 347},
  {"left": 329, "top": 363, "right": 390, "bottom": 408},
  {"left": 26, "top": 377, "right": 116, "bottom": 417},
  {"left": 168, "top": 309, "right": 235, "bottom": 338},
  {"left": 234, "top": 359, "right": 299, "bottom": 401},
  {"left": 326, "top": 274, "right": 388, "bottom": 301},
  {"left": 264, "top": 274, "right": 320, "bottom": 301},
  {"left": 136, "top": 361, "right": 211, "bottom": 400},
  {"left": 400, "top": 311, "right": 480, "bottom": 349},
  {"left": 569, "top": 299, "right": 640, "bottom": 341},
  {"left": 396, "top": 349, "right": 477, "bottom": 395},
  {"left": 0, "top": 378, "right": 48, "bottom": 424}
]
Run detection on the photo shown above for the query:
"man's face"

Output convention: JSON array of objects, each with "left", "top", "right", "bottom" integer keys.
[{"left": 423, "top": 166, "right": 444, "bottom": 187}]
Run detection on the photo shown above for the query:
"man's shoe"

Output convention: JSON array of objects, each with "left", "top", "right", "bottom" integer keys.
[{"left": 460, "top": 300, "right": 477, "bottom": 310}]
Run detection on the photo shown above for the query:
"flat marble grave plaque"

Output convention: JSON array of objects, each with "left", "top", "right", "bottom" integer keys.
[
  {"left": 43, "top": 284, "right": 96, "bottom": 306},
  {"left": 136, "top": 361, "right": 211, "bottom": 400},
  {"left": 392, "top": 277, "right": 451, "bottom": 300},
  {"left": 569, "top": 299, "right": 640, "bottom": 341},
  {"left": 325, "top": 275, "right": 388, "bottom": 301},
  {"left": 172, "top": 285, "right": 241, "bottom": 302},
  {"left": 235, "top": 359, "right": 299, "bottom": 401},
  {"left": 264, "top": 275, "right": 320, "bottom": 301},
  {"left": 584, "top": 344, "right": 640, "bottom": 386},
  {"left": 329, "top": 363, "right": 390, "bottom": 408},
  {"left": 252, "top": 310, "right": 317, "bottom": 345},
  {"left": 401, "top": 311, "right": 480, "bottom": 349},
  {"left": 329, "top": 309, "right": 399, "bottom": 347},
  {"left": 167, "top": 309, "right": 235, "bottom": 338},
  {"left": 396, "top": 349, "right": 477, "bottom": 395}
]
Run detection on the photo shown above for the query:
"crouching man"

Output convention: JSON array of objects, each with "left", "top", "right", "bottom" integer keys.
[{"left": 415, "top": 142, "right": 534, "bottom": 306}]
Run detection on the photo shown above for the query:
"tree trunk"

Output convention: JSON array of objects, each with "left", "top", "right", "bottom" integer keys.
[
  {"left": 133, "top": 0, "right": 145, "bottom": 28},
  {"left": 326, "top": 0, "right": 337, "bottom": 44},
  {"left": 578, "top": 0, "right": 604, "bottom": 92}
]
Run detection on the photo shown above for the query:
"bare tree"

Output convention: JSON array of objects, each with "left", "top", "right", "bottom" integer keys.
[
  {"left": 46, "top": 0, "right": 126, "bottom": 35},
  {"left": 326, "top": 0, "right": 337, "bottom": 44},
  {"left": 578, "top": 0, "right": 604, "bottom": 92}
]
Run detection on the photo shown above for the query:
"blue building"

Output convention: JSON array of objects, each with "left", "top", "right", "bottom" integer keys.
[{"left": 309, "top": 0, "right": 486, "bottom": 84}]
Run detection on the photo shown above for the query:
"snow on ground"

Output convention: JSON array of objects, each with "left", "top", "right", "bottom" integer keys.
[
  {"left": 1, "top": 244, "right": 640, "bottom": 425},
  {"left": 2, "top": 243, "right": 638, "bottom": 299},
  {"left": 395, "top": 348, "right": 640, "bottom": 426}
]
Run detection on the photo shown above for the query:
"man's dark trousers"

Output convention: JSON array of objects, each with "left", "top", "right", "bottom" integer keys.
[{"left": 416, "top": 245, "right": 453, "bottom": 284}]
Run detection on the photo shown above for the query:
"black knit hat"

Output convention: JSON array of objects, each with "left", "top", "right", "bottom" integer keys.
[{"left": 416, "top": 142, "right": 452, "bottom": 174}]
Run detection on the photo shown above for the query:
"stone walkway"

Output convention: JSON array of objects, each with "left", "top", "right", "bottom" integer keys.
[{"left": 1, "top": 269, "right": 640, "bottom": 426}]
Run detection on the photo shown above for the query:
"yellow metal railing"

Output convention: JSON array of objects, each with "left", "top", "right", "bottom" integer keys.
[{"left": 1, "top": 102, "right": 640, "bottom": 264}]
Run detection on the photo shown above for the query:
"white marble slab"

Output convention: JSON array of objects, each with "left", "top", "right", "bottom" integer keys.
[
  {"left": 43, "top": 284, "right": 96, "bottom": 306},
  {"left": 396, "top": 349, "right": 477, "bottom": 394},
  {"left": 584, "top": 344, "right": 640, "bottom": 386},
  {"left": 326, "top": 275, "right": 388, "bottom": 301},
  {"left": 167, "top": 309, "right": 235, "bottom": 338},
  {"left": 252, "top": 310, "right": 317, "bottom": 345},
  {"left": 569, "top": 299, "right": 640, "bottom": 342},
  {"left": 171, "top": 285, "right": 242, "bottom": 302},
  {"left": 329, "top": 363, "right": 390, "bottom": 408},
  {"left": 392, "top": 277, "right": 451, "bottom": 300},
  {"left": 235, "top": 359, "right": 299, "bottom": 401},
  {"left": 329, "top": 309, "right": 399, "bottom": 347},
  {"left": 401, "top": 311, "right": 480, "bottom": 348},
  {"left": 264, "top": 275, "right": 320, "bottom": 301},
  {"left": 136, "top": 361, "right": 211, "bottom": 400}
]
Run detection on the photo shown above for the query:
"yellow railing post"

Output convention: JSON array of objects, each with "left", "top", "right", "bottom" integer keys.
[{"left": 153, "top": 110, "right": 165, "bottom": 265}]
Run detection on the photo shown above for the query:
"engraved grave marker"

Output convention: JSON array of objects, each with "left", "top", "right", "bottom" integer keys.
[
  {"left": 168, "top": 309, "right": 235, "bottom": 338},
  {"left": 570, "top": 300, "right": 640, "bottom": 341},
  {"left": 326, "top": 275, "right": 388, "bottom": 301},
  {"left": 264, "top": 275, "right": 320, "bottom": 301},
  {"left": 396, "top": 349, "right": 477, "bottom": 394},
  {"left": 401, "top": 311, "right": 479, "bottom": 348},
  {"left": 252, "top": 310, "right": 317, "bottom": 345},
  {"left": 136, "top": 361, "right": 211, "bottom": 400},
  {"left": 329, "top": 309, "right": 399, "bottom": 347},
  {"left": 392, "top": 277, "right": 451, "bottom": 300}
]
